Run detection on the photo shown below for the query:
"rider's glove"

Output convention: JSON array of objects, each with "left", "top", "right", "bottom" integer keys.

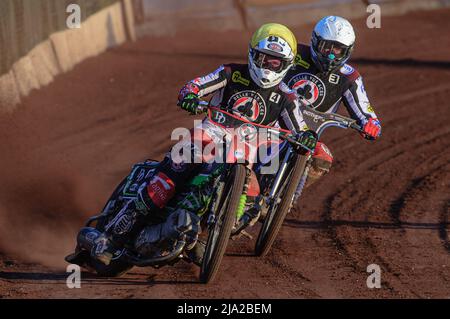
[
  {"left": 295, "top": 130, "right": 318, "bottom": 153},
  {"left": 178, "top": 93, "right": 200, "bottom": 114},
  {"left": 361, "top": 118, "right": 381, "bottom": 140}
]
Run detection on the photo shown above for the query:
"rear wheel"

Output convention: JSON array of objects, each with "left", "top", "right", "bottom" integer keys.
[
  {"left": 255, "top": 155, "right": 308, "bottom": 257},
  {"left": 200, "top": 164, "right": 247, "bottom": 283}
]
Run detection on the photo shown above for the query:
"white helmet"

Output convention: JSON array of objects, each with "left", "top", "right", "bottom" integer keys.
[
  {"left": 248, "top": 23, "right": 297, "bottom": 89},
  {"left": 311, "top": 16, "right": 356, "bottom": 72}
]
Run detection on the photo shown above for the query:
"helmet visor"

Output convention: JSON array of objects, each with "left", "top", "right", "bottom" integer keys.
[
  {"left": 317, "top": 40, "right": 349, "bottom": 61},
  {"left": 252, "top": 50, "right": 291, "bottom": 73}
]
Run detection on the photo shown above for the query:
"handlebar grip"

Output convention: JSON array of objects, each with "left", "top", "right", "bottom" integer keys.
[
  {"left": 197, "top": 100, "right": 209, "bottom": 113},
  {"left": 283, "top": 134, "right": 311, "bottom": 152}
]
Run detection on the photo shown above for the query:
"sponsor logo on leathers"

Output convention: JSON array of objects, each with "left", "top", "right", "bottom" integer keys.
[
  {"left": 288, "top": 73, "right": 326, "bottom": 108},
  {"left": 228, "top": 90, "right": 267, "bottom": 123}
]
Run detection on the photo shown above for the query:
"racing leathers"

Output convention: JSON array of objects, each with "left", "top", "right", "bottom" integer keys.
[
  {"left": 283, "top": 43, "right": 381, "bottom": 187},
  {"left": 92, "top": 63, "right": 310, "bottom": 265},
  {"left": 179, "top": 63, "right": 306, "bottom": 131}
]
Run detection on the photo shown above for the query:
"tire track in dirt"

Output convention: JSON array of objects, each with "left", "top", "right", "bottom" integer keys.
[
  {"left": 314, "top": 60, "right": 450, "bottom": 295},
  {"left": 322, "top": 100, "right": 450, "bottom": 297},
  {"left": 231, "top": 57, "right": 450, "bottom": 297},
  {"left": 439, "top": 201, "right": 450, "bottom": 252}
]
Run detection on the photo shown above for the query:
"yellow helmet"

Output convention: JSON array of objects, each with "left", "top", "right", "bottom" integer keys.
[{"left": 249, "top": 23, "right": 297, "bottom": 88}]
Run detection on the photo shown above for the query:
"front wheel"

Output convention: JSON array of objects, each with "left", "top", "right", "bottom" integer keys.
[
  {"left": 200, "top": 164, "right": 247, "bottom": 283},
  {"left": 255, "top": 155, "right": 308, "bottom": 257}
]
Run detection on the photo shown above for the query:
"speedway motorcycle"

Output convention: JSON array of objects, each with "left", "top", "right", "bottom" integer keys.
[
  {"left": 249, "top": 104, "right": 364, "bottom": 257},
  {"left": 65, "top": 101, "right": 312, "bottom": 283}
]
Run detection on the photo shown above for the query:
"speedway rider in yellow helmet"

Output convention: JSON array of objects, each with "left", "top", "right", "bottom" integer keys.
[
  {"left": 248, "top": 23, "right": 298, "bottom": 88},
  {"left": 91, "top": 23, "right": 317, "bottom": 266}
]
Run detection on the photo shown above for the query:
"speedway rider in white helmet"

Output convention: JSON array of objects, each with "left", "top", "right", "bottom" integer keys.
[
  {"left": 311, "top": 15, "right": 356, "bottom": 72},
  {"left": 282, "top": 16, "right": 382, "bottom": 188},
  {"left": 91, "top": 23, "right": 317, "bottom": 266}
]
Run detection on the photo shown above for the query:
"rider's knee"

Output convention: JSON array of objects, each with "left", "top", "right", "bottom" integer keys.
[
  {"left": 312, "top": 142, "right": 333, "bottom": 171},
  {"left": 247, "top": 171, "right": 260, "bottom": 197},
  {"left": 306, "top": 142, "right": 333, "bottom": 187},
  {"left": 138, "top": 171, "right": 176, "bottom": 214}
]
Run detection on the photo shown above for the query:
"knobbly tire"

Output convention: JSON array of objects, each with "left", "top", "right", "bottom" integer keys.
[
  {"left": 255, "top": 155, "right": 308, "bottom": 257},
  {"left": 200, "top": 164, "right": 247, "bottom": 283}
]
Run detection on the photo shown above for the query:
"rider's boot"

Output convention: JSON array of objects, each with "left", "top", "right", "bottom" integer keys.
[{"left": 92, "top": 171, "right": 177, "bottom": 265}]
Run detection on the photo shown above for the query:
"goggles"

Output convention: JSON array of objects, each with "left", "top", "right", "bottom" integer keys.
[
  {"left": 251, "top": 49, "right": 291, "bottom": 73},
  {"left": 316, "top": 40, "right": 350, "bottom": 61}
]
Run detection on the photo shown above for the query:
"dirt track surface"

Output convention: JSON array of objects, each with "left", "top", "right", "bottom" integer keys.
[{"left": 1, "top": 9, "right": 450, "bottom": 298}]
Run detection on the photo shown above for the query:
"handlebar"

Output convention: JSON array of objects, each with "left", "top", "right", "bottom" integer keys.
[
  {"left": 196, "top": 101, "right": 311, "bottom": 150},
  {"left": 300, "top": 106, "right": 364, "bottom": 135}
]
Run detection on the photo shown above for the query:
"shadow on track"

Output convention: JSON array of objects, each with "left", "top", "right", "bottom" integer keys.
[
  {"left": 0, "top": 271, "right": 199, "bottom": 286},
  {"left": 225, "top": 252, "right": 256, "bottom": 257},
  {"left": 438, "top": 200, "right": 450, "bottom": 252}
]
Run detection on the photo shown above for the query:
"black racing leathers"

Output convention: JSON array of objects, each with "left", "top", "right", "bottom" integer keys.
[{"left": 178, "top": 63, "right": 307, "bottom": 133}]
